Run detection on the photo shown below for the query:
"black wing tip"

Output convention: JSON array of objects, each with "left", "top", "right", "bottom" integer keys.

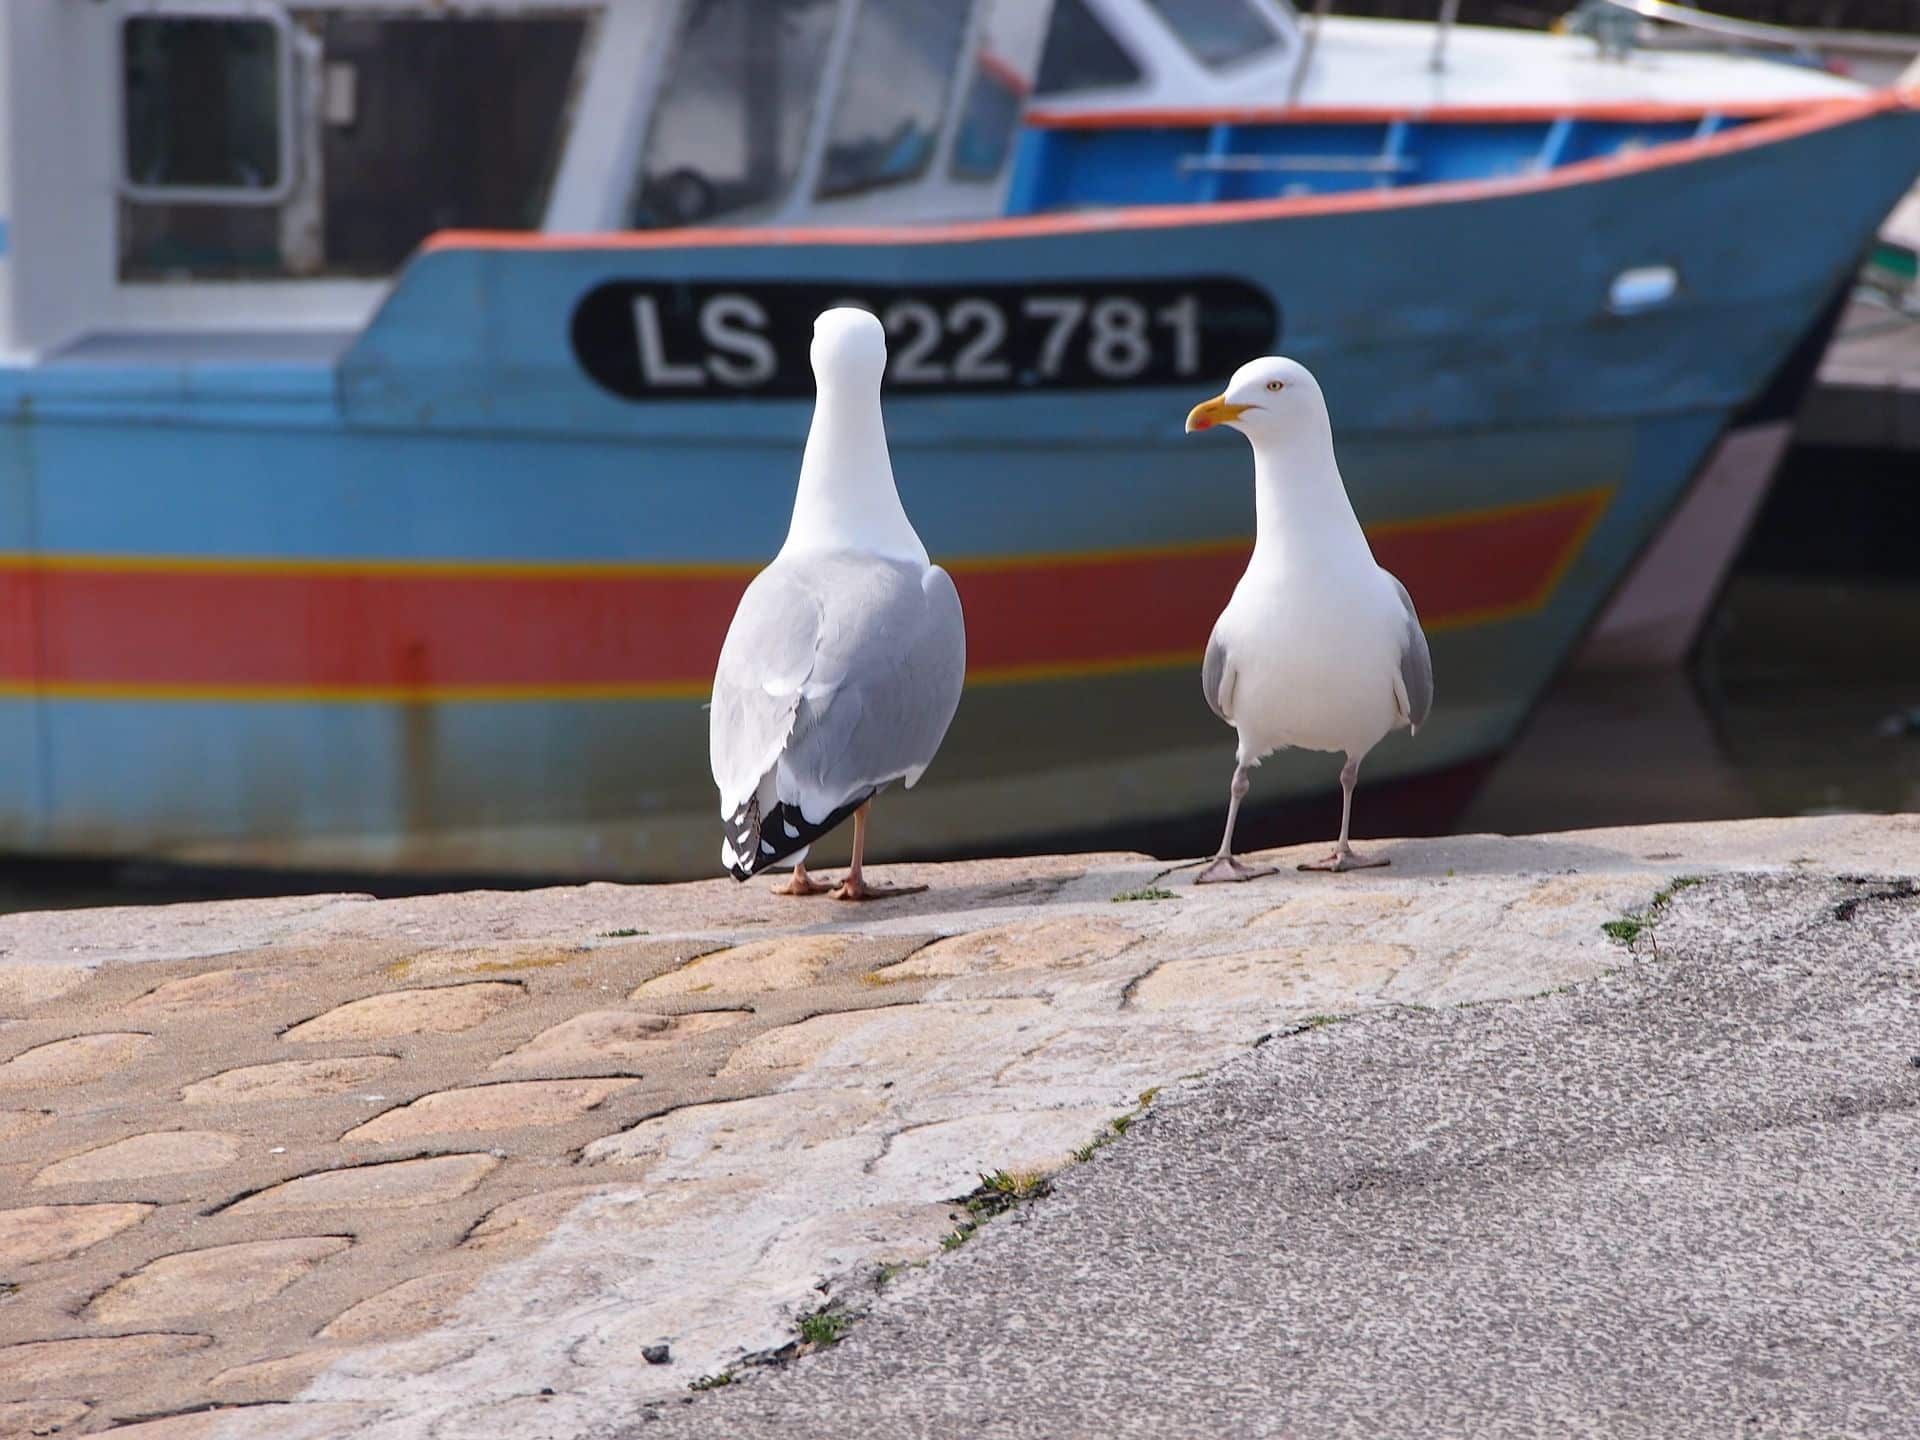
[{"left": 722, "top": 792, "right": 872, "bottom": 880}]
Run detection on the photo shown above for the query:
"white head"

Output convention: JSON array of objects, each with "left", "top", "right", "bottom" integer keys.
[
  {"left": 1183, "top": 356, "right": 1331, "bottom": 450},
  {"left": 811, "top": 307, "right": 888, "bottom": 396},
  {"left": 783, "top": 307, "right": 928, "bottom": 567}
]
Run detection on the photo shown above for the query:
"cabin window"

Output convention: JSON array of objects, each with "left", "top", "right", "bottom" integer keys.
[
  {"left": 122, "top": 14, "right": 293, "bottom": 203},
  {"left": 818, "top": 0, "right": 971, "bottom": 200},
  {"left": 950, "top": 51, "right": 1026, "bottom": 181},
  {"left": 633, "top": 0, "right": 837, "bottom": 227},
  {"left": 1035, "top": 0, "right": 1143, "bottom": 95},
  {"left": 120, "top": 10, "right": 591, "bottom": 281},
  {"left": 1143, "top": 0, "right": 1283, "bottom": 67}
]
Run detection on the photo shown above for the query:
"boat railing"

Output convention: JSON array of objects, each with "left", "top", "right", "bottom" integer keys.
[
  {"left": 1291, "top": 0, "right": 1834, "bottom": 106},
  {"left": 1178, "top": 154, "right": 1415, "bottom": 175},
  {"left": 1568, "top": 0, "right": 1821, "bottom": 62}
]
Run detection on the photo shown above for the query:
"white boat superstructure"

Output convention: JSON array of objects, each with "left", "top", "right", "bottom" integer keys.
[
  {"left": 1035, "top": 0, "right": 1864, "bottom": 114},
  {"left": 0, "top": 0, "right": 1048, "bottom": 362}
]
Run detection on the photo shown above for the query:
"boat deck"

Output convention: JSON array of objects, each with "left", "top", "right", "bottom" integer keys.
[{"left": 1006, "top": 106, "right": 1776, "bottom": 214}]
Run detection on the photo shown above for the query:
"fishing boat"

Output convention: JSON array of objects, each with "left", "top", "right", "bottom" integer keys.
[{"left": 0, "top": 0, "right": 1914, "bottom": 879}]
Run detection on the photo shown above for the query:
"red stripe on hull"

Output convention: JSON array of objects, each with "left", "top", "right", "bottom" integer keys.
[{"left": 0, "top": 492, "right": 1604, "bottom": 697}]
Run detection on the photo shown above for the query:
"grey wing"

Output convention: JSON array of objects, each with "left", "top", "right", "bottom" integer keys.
[
  {"left": 1390, "top": 575, "right": 1434, "bottom": 733},
  {"left": 778, "top": 562, "right": 965, "bottom": 817},
  {"left": 1201, "top": 627, "right": 1234, "bottom": 723},
  {"left": 709, "top": 566, "right": 824, "bottom": 818}
]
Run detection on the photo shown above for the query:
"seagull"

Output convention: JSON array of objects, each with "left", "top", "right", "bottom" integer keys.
[
  {"left": 1183, "top": 357, "right": 1432, "bottom": 883},
  {"left": 708, "top": 308, "right": 965, "bottom": 901}
]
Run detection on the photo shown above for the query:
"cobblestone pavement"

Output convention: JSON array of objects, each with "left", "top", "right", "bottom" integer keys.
[{"left": 0, "top": 815, "right": 1910, "bottom": 1439}]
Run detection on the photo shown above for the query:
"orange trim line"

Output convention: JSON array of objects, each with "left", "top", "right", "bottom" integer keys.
[
  {"left": 976, "top": 50, "right": 1032, "bottom": 98},
  {"left": 419, "top": 92, "right": 1906, "bottom": 255},
  {"left": 0, "top": 488, "right": 1609, "bottom": 585}
]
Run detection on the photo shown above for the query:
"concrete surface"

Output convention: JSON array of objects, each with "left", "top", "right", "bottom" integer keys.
[
  {"left": 629, "top": 866, "right": 1920, "bottom": 1439},
  {"left": 0, "top": 814, "right": 1912, "bottom": 1439}
]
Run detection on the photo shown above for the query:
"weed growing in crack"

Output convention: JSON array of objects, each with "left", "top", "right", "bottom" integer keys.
[
  {"left": 1071, "top": 1086, "right": 1166, "bottom": 1162},
  {"left": 1112, "top": 886, "right": 1176, "bottom": 903},
  {"left": 797, "top": 1310, "right": 850, "bottom": 1348},
  {"left": 1602, "top": 876, "right": 1708, "bottom": 950},
  {"left": 966, "top": 1169, "right": 1050, "bottom": 1220},
  {"left": 599, "top": 928, "right": 644, "bottom": 938},
  {"left": 689, "top": 1372, "right": 733, "bottom": 1391}
]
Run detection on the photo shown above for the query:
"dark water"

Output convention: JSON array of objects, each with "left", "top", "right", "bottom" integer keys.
[{"left": 1461, "top": 575, "right": 1920, "bottom": 834}]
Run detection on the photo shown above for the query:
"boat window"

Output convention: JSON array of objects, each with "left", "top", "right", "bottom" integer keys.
[
  {"left": 632, "top": 0, "right": 837, "bottom": 227},
  {"left": 950, "top": 51, "right": 1026, "bottom": 181},
  {"left": 1143, "top": 0, "right": 1281, "bottom": 67},
  {"left": 120, "top": 11, "right": 591, "bottom": 281},
  {"left": 818, "top": 0, "right": 971, "bottom": 200},
  {"left": 1035, "top": 0, "right": 1143, "bottom": 95},
  {"left": 123, "top": 14, "right": 292, "bottom": 203}
]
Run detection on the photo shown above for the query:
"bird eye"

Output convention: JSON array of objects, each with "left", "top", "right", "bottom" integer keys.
[{"left": 1266, "top": 380, "right": 1284, "bottom": 392}]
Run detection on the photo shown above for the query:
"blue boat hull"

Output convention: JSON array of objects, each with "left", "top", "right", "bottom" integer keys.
[{"left": 0, "top": 99, "right": 1912, "bottom": 876}]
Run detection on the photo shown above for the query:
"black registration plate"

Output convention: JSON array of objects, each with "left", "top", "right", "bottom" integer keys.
[{"left": 571, "top": 279, "right": 1279, "bottom": 401}]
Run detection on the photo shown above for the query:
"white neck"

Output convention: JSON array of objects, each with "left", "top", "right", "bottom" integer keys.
[
  {"left": 780, "top": 385, "right": 928, "bottom": 567},
  {"left": 1247, "top": 421, "right": 1372, "bottom": 573}
]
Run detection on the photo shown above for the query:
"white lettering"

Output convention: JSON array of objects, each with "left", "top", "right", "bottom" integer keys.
[
  {"left": 700, "top": 294, "right": 777, "bottom": 387},
  {"left": 1024, "top": 296, "right": 1085, "bottom": 379},
  {"left": 1156, "top": 294, "right": 1201, "bottom": 376},
  {"left": 884, "top": 301, "right": 948, "bottom": 385},
  {"left": 1087, "top": 297, "right": 1151, "bottom": 380},
  {"left": 633, "top": 297, "right": 704, "bottom": 388},
  {"left": 949, "top": 298, "right": 1010, "bottom": 382}
]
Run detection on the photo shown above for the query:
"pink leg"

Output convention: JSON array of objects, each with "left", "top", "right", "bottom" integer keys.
[
  {"left": 1299, "top": 753, "right": 1390, "bottom": 872},
  {"left": 1194, "top": 762, "right": 1278, "bottom": 885},
  {"left": 833, "top": 804, "right": 928, "bottom": 902},
  {"left": 771, "top": 859, "right": 830, "bottom": 896}
]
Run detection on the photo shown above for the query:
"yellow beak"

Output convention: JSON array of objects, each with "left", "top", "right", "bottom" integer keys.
[{"left": 1185, "top": 396, "right": 1251, "bottom": 433}]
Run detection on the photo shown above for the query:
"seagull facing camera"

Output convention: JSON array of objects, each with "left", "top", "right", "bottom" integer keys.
[{"left": 1183, "top": 356, "right": 1433, "bottom": 883}]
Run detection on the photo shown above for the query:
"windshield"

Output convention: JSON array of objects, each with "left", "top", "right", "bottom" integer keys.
[
  {"left": 632, "top": 0, "right": 837, "bottom": 227},
  {"left": 1035, "top": 0, "right": 1143, "bottom": 95},
  {"left": 818, "top": 0, "right": 972, "bottom": 200},
  {"left": 1144, "top": 0, "right": 1282, "bottom": 68}
]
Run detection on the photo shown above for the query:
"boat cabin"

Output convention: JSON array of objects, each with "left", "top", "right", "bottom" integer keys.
[{"left": 0, "top": 0, "right": 1049, "bottom": 360}]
